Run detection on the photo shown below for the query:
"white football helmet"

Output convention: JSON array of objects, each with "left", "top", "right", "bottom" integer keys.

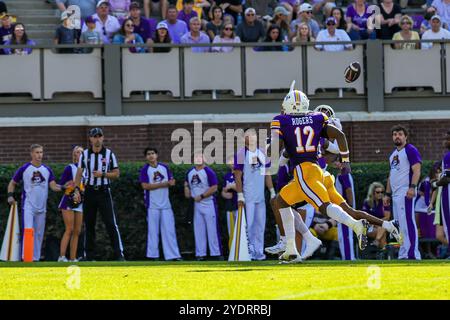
[
  {"left": 314, "top": 105, "right": 342, "bottom": 130},
  {"left": 282, "top": 81, "right": 310, "bottom": 115}
]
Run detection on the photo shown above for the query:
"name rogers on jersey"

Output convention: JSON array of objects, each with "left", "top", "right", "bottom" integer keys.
[{"left": 291, "top": 116, "right": 314, "bottom": 126}]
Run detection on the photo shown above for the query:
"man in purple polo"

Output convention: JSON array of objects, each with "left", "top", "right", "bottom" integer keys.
[
  {"left": 384, "top": 125, "right": 422, "bottom": 260},
  {"left": 180, "top": 16, "right": 210, "bottom": 52},
  {"left": 163, "top": 5, "right": 188, "bottom": 44},
  {"left": 177, "top": 0, "right": 197, "bottom": 31},
  {"left": 129, "top": 1, "right": 156, "bottom": 44}
]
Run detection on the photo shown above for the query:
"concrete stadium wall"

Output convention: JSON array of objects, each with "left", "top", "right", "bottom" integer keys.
[{"left": 1, "top": 117, "right": 449, "bottom": 164}]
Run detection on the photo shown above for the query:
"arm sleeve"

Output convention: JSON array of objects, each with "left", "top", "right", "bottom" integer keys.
[
  {"left": 59, "top": 166, "right": 72, "bottom": 185},
  {"left": 405, "top": 144, "right": 422, "bottom": 167},
  {"left": 12, "top": 166, "right": 26, "bottom": 183},
  {"left": 110, "top": 152, "right": 119, "bottom": 170},
  {"left": 233, "top": 150, "right": 244, "bottom": 171},
  {"left": 164, "top": 164, "right": 174, "bottom": 180},
  {"left": 205, "top": 167, "right": 218, "bottom": 186},
  {"left": 47, "top": 167, "right": 56, "bottom": 183},
  {"left": 139, "top": 165, "right": 149, "bottom": 183}
]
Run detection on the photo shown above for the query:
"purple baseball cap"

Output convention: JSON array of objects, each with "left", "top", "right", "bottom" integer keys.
[{"left": 85, "top": 15, "right": 97, "bottom": 24}]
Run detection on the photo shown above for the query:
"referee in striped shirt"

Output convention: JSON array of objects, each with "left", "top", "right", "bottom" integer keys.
[{"left": 73, "top": 128, "right": 125, "bottom": 261}]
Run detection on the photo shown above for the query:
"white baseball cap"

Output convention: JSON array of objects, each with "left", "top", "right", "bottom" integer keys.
[
  {"left": 244, "top": 7, "right": 256, "bottom": 15},
  {"left": 97, "top": 0, "right": 111, "bottom": 8},
  {"left": 431, "top": 14, "right": 442, "bottom": 22},
  {"left": 299, "top": 3, "right": 313, "bottom": 13},
  {"left": 157, "top": 21, "right": 168, "bottom": 30}
]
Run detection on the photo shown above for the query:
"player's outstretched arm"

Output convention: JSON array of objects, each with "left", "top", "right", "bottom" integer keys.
[
  {"left": 324, "top": 124, "right": 350, "bottom": 160},
  {"left": 7, "top": 180, "right": 17, "bottom": 205}
]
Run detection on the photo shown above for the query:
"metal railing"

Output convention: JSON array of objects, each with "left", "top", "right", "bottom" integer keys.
[{"left": 1, "top": 40, "right": 450, "bottom": 116}]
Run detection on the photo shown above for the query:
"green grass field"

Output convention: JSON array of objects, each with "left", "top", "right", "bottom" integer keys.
[{"left": 0, "top": 260, "right": 449, "bottom": 300}]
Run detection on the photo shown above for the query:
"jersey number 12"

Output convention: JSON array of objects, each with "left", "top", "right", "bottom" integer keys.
[{"left": 295, "top": 126, "right": 316, "bottom": 153}]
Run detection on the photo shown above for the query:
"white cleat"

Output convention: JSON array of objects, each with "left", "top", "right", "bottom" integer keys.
[
  {"left": 265, "top": 239, "right": 286, "bottom": 255},
  {"left": 57, "top": 256, "right": 68, "bottom": 262},
  {"left": 278, "top": 251, "right": 303, "bottom": 264},
  {"left": 354, "top": 219, "right": 369, "bottom": 250},
  {"left": 390, "top": 220, "right": 403, "bottom": 245},
  {"left": 300, "top": 236, "right": 322, "bottom": 260}
]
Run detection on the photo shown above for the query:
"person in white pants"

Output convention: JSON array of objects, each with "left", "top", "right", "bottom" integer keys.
[
  {"left": 7, "top": 144, "right": 66, "bottom": 262},
  {"left": 139, "top": 147, "right": 181, "bottom": 261},
  {"left": 234, "top": 128, "right": 276, "bottom": 261},
  {"left": 384, "top": 125, "right": 422, "bottom": 260},
  {"left": 335, "top": 171, "right": 356, "bottom": 260},
  {"left": 185, "top": 151, "right": 222, "bottom": 260}
]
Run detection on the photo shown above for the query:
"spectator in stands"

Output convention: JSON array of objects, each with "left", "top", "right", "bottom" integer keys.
[
  {"left": 421, "top": 15, "right": 450, "bottom": 49},
  {"left": 0, "top": 1, "right": 7, "bottom": 15},
  {"left": 331, "top": 7, "right": 350, "bottom": 33},
  {"left": 245, "top": 0, "right": 278, "bottom": 19},
  {"left": 257, "top": 25, "right": 284, "bottom": 51},
  {"left": 362, "top": 182, "right": 390, "bottom": 249},
  {"left": 429, "top": 0, "right": 450, "bottom": 30},
  {"left": 178, "top": 0, "right": 198, "bottom": 30},
  {"left": 346, "top": 0, "right": 375, "bottom": 40},
  {"left": 55, "top": 11, "right": 79, "bottom": 53},
  {"left": 0, "top": 13, "right": 13, "bottom": 54},
  {"left": 113, "top": 17, "right": 146, "bottom": 52},
  {"left": 206, "top": 5, "right": 223, "bottom": 40},
  {"left": 279, "top": 0, "right": 300, "bottom": 23},
  {"left": 144, "top": 0, "right": 169, "bottom": 19},
  {"left": 212, "top": 1, "right": 243, "bottom": 25},
  {"left": 268, "top": 6, "right": 291, "bottom": 41},
  {"left": 313, "top": 0, "right": 336, "bottom": 16},
  {"left": 223, "top": 13, "right": 235, "bottom": 26},
  {"left": 149, "top": 21, "right": 172, "bottom": 52},
  {"left": 377, "top": 0, "right": 401, "bottom": 40},
  {"left": 56, "top": 0, "right": 98, "bottom": 20},
  {"left": 180, "top": 16, "right": 210, "bottom": 52},
  {"left": 81, "top": 0, "right": 121, "bottom": 44},
  {"left": 290, "top": 3, "right": 320, "bottom": 39},
  {"left": 3, "top": 23, "right": 36, "bottom": 56},
  {"left": 80, "top": 15, "right": 102, "bottom": 53},
  {"left": 129, "top": 2, "right": 156, "bottom": 44},
  {"left": 236, "top": 7, "right": 265, "bottom": 42},
  {"left": 177, "top": 0, "right": 210, "bottom": 21},
  {"left": 163, "top": 5, "right": 188, "bottom": 44},
  {"left": 212, "top": 22, "right": 240, "bottom": 52},
  {"left": 109, "top": 0, "right": 131, "bottom": 19},
  {"left": 292, "top": 22, "right": 315, "bottom": 42},
  {"left": 393, "top": 15, "right": 420, "bottom": 50},
  {"left": 315, "top": 17, "right": 353, "bottom": 51}
]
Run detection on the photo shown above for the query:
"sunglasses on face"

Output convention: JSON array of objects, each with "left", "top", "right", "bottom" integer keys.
[
  {"left": 125, "top": 23, "right": 133, "bottom": 27},
  {"left": 224, "top": 27, "right": 233, "bottom": 31},
  {"left": 375, "top": 191, "right": 384, "bottom": 194},
  {"left": 305, "top": 11, "right": 312, "bottom": 14},
  {"left": 401, "top": 21, "right": 411, "bottom": 25},
  {"left": 327, "top": 22, "right": 336, "bottom": 26},
  {"left": 246, "top": 13, "right": 255, "bottom": 16}
]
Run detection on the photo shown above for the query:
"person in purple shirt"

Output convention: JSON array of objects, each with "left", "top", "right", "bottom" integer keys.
[
  {"left": 184, "top": 150, "right": 222, "bottom": 260},
  {"left": 345, "top": 0, "right": 376, "bottom": 40},
  {"left": 129, "top": 1, "right": 156, "bottom": 44},
  {"left": 163, "top": 5, "right": 188, "bottom": 44},
  {"left": 3, "top": 23, "right": 36, "bottom": 56},
  {"left": 178, "top": 0, "right": 198, "bottom": 31},
  {"left": 363, "top": 182, "right": 391, "bottom": 249},
  {"left": 180, "top": 16, "right": 210, "bottom": 52},
  {"left": 384, "top": 124, "right": 422, "bottom": 260}
]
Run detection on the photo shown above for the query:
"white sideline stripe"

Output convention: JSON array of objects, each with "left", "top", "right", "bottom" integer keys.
[{"left": 0, "top": 111, "right": 450, "bottom": 127}]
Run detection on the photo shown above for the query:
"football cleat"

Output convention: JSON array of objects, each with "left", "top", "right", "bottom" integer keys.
[
  {"left": 279, "top": 251, "right": 303, "bottom": 264},
  {"left": 300, "top": 236, "right": 322, "bottom": 260},
  {"left": 265, "top": 238, "right": 287, "bottom": 255},
  {"left": 355, "top": 219, "right": 369, "bottom": 251},
  {"left": 390, "top": 220, "right": 403, "bottom": 245}
]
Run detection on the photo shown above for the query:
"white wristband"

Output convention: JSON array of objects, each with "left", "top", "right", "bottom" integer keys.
[
  {"left": 237, "top": 192, "right": 245, "bottom": 202},
  {"left": 325, "top": 141, "right": 340, "bottom": 154},
  {"left": 279, "top": 154, "right": 289, "bottom": 166},
  {"left": 269, "top": 188, "right": 276, "bottom": 199}
]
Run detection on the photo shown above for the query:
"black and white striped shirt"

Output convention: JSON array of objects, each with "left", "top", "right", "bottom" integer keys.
[{"left": 78, "top": 147, "right": 119, "bottom": 187}]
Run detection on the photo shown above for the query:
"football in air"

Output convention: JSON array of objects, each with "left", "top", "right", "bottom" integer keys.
[{"left": 344, "top": 61, "right": 361, "bottom": 83}]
